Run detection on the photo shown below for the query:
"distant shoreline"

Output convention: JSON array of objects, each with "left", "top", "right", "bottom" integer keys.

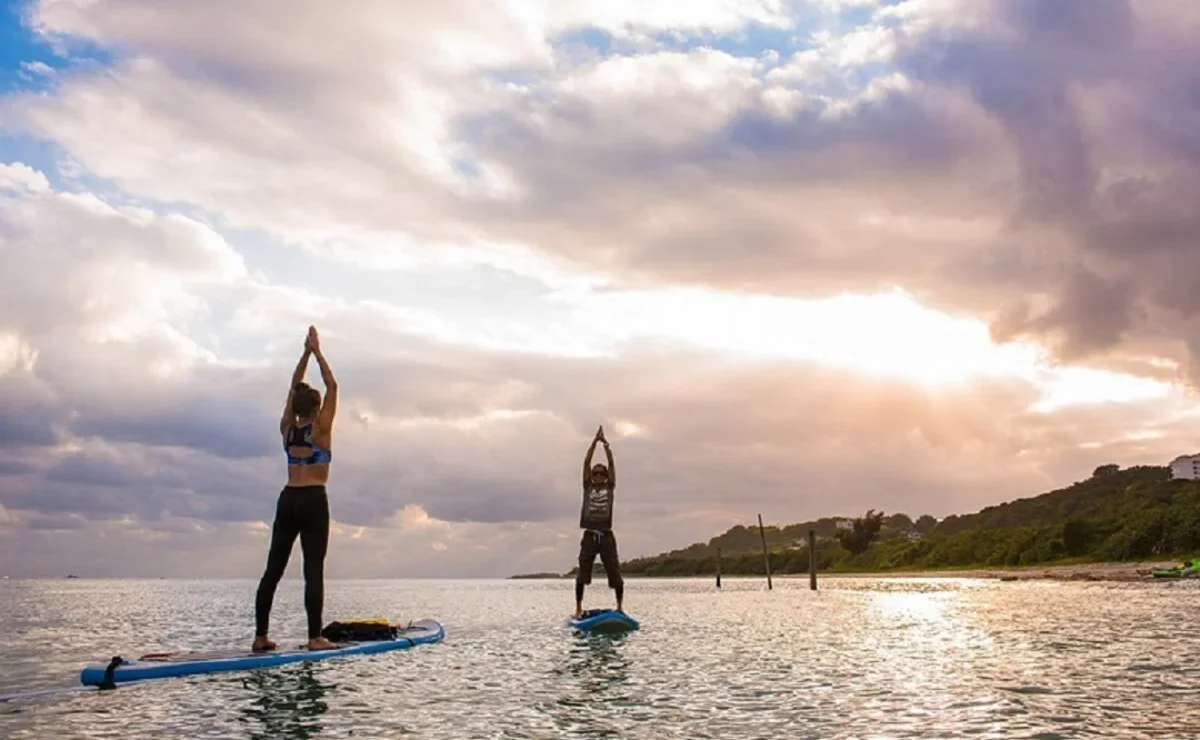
[
  {"left": 616, "top": 559, "right": 1188, "bottom": 583},
  {"left": 2, "top": 560, "right": 1188, "bottom": 582},
  {"left": 520, "top": 559, "right": 1195, "bottom": 583}
]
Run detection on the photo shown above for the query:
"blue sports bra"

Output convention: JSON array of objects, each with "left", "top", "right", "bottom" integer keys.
[{"left": 284, "top": 423, "right": 332, "bottom": 466}]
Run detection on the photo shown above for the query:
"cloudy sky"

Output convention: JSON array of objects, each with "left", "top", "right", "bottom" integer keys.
[{"left": 1, "top": 0, "right": 1199, "bottom": 578}]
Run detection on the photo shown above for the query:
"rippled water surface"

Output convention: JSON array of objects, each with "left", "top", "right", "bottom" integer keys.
[{"left": 2, "top": 577, "right": 1198, "bottom": 738}]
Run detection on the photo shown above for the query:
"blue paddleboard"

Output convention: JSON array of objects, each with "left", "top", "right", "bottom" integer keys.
[
  {"left": 80, "top": 619, "right": 444, "bottom": 687},
  {"left": 568, "top": 609, "right": 639, "bottom": 634}
]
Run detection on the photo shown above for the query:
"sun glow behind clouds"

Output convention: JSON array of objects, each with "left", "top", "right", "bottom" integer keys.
[
  {"left": 577, "top": 287, "right": 1177, "bottom": 407},
  {"left": 584, "top": 287, "right": 1037, "bottom": 383}
]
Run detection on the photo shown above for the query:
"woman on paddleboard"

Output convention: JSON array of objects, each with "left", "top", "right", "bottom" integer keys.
[
  {"left": 253, "top": 325, "right": 338, "bottom": 652},
  {"left": 574, "top": 426, "right": 624, "bottom": 619}
]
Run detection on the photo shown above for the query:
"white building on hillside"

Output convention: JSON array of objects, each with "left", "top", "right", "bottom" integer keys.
[{"left": 1169, "top": 454, "right": 1200, "bottom": 480}]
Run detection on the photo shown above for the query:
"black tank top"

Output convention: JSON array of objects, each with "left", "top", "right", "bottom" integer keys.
[{"left": 580, "top": 483, "right": 614, "bottom": 531}]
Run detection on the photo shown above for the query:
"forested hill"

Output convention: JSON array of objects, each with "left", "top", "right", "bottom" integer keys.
[{"left": 619, "top": 464, "right": 1200, "bottom": 576}]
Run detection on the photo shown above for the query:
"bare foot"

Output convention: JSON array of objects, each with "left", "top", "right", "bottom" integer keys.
[
  {"left": 252, "top": 636, "right": 277, "bottom": 653},
  {"left": 307, "top": 636, "right": 337, "bottom": 651},
  {"left": 573, "top": 609, "right": 583, "bottom": 619}
]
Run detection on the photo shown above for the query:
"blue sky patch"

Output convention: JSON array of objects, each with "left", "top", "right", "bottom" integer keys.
[
  {"left": 0, "top": 134, "right": 64, "bottom": 186},
  {"left": 0, "top": 1, "right": 117, "bottom": 93},
  {"left": 0, "top": 2, "right": 60, "bottom": 93}
]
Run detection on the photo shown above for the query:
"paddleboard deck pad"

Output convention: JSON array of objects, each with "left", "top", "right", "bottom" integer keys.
[
  {"left": 80, "top": 618, "right": 444, "bottom": 687},
  {"left": 568, "top": 609, "right": 639, "bottom": 634}
]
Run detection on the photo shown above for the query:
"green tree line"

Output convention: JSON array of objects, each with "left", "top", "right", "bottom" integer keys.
[{"left": 606, "top": 465, "right": 1200, "bottom": 577}]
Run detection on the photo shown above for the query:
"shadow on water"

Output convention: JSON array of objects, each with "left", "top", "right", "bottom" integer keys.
[
  {"left": 544, "top": 632, "right": 634, "bottom": 738},
  {"left": 236, "top": 663, "right": 332, "bottom": 740}
]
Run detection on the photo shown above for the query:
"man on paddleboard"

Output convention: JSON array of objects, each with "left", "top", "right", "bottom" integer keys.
[
  {"left": 252, "top": 326, "right": 339, "bottom": 652},
  {"left": 574, "top": 426, "right": 624, "bottom": 619}
]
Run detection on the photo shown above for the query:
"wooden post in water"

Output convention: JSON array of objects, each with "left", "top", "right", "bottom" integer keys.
[
  {"left": 716, "top": 547, "right": 722, "bottom": 589},
  {"left": 808, "top": 528, "right": 818, "bottom": 591},
  {"left": 758, "top": 513, "right": 773, "bottom": 590}
]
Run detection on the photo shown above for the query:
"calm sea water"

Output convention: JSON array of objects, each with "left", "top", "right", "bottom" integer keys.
[{"left": 1, "top": 577, "right": 1198, "bottom": 739}]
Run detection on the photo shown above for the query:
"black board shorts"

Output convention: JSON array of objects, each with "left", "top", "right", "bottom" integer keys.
[{"left": 576, "top": 530, "right": 623, "bottom": 588}]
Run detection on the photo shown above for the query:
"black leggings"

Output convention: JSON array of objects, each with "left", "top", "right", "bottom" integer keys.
[{"left": 255, "top": 485, "right": 330, "bottom": 639}]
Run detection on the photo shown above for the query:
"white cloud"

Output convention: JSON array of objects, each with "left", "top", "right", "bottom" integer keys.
[
  {"left": 0, "top": 166, "right": 246, "bottom": 347},
  {"left": 550, "top": 50, "right": 764, "bottom": 147},
  {"left": 562, "top": 0, "right": 792, "bottom": 34},
  {"left": 0, "top": 332, "right": 38, "bottom": 377},
  {"left": 391, "top": 504, "right": 453, "bottom": 532},
  {"left": 0, "top": 162, "right": 50, "bottom": 193},
  {"left": 3, "top": 0, "right": 791, "bottom": 242}
]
